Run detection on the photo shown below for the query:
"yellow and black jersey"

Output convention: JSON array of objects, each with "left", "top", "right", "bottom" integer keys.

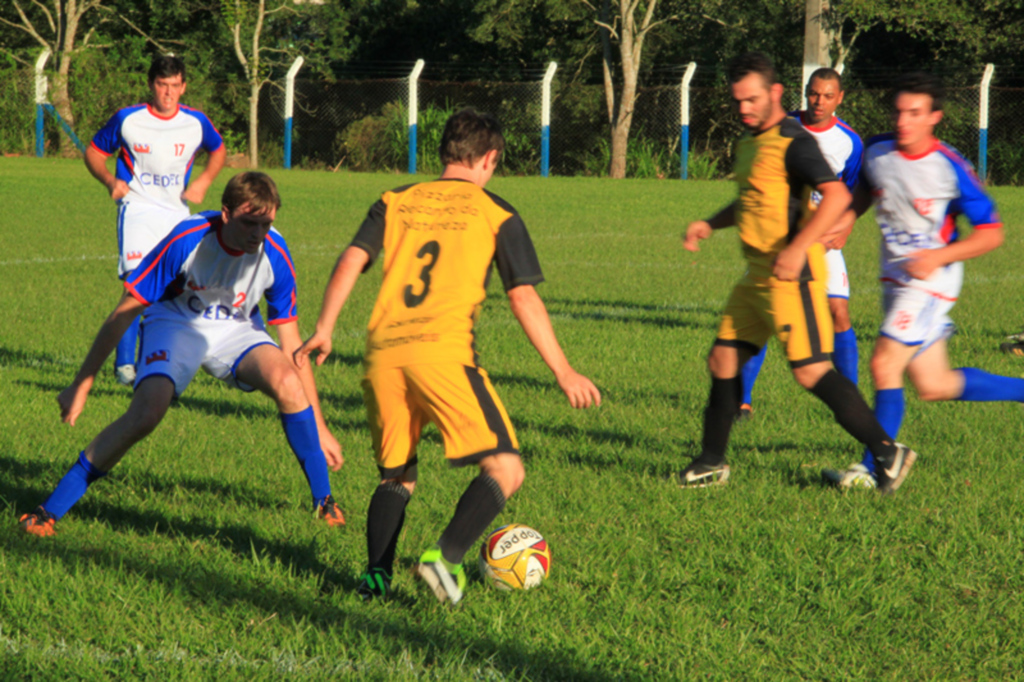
[
  {"left": 351, "top": 178, "right": 544, "bottom": 371},
  {"left": 734, "top": 117, "right": 839, "bottom": 280}
]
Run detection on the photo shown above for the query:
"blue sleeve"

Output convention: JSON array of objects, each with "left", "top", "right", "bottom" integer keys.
[
  {"left": 124, "top": 220, "right": 207, "bottom": 304},
  {"left": 263, "top": 231, "right": 298, "bottom": 324},
  {"left": 199, "top": 113, "right": 224, "bottom": 152},
  {"left": 91, "top": 110, "right": 125, "bottom": 156},
  {"left": 841, "top": 132, "right": 863, "bottom": 193},
  {"left": 944, "top": 149, "right": 1001, "bottom": 227}
]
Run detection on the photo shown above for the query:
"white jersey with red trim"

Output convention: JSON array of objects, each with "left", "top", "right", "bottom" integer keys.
[
  {"left": 124, "top": 211, "right": 298, "bottom": 327},
  {"left": 91, "top": 104, "right": 223, "bottom": 212},
  {"left": 791, "top": 112, "right": 863, "bottom": 194},
  {"left": 863, "top": 134, "right": 1002, "bottom": 288}
]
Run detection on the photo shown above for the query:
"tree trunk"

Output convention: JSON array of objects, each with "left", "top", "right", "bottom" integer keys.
[{"left": 248, "top": 80, "right": 259, "bottom": 168}]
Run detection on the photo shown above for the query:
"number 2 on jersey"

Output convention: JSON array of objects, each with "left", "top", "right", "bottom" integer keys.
[{"left": 404, "top": 240, "right": 440, "bottom": 307}]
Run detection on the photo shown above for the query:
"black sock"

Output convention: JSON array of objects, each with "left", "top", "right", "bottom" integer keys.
[
  {"left": 366, "top": 481, "right": 411, "bottom": 574},
  {"left": 437, "top": 474, "right": 506, "bottom": 566},
  {"left": 697, "top": 376, "right": 741, "bottom": 466},
  {"left": 809, "top": 370, "right": 897, "bottom": 464}
]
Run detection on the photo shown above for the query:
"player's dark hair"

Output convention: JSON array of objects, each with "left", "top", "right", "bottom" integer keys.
[
  {"left": 808, "top": 67, "right": 843, "bottom": 92},
  {"left": 148, "top": 55, "right": 186, "bottom": 84},
  {"left": 222, "top": 172, "right": 282, "bottom": 214},
  {"left": 892, "top": 72, "right": 945, "bottom": 111},
  {"left": 727, "top": 52, "right": 777, "bottom": 86},
  {"left": 439, "top": 108, "right": 505, "bottom": 167}
]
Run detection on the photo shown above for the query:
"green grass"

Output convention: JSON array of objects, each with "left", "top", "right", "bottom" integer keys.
[{"left": 3, "top": 158, "right": 1024, "bottom": 679}]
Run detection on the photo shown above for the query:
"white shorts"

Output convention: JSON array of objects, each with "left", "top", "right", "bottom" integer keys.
[
  {"left": 824, "top": 249, "right": 849, "bottom": 299},
  {"left": 879, "top": 270, "right": 961, "bottom": 350},
  {"left": 117, "top": 200, "right": 190, "bottom": 277},
  {"left": 135, "top": 313, "right": 277, "bottom": 396}
]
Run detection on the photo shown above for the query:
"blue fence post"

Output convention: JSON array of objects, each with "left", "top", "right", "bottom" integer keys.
[
  {"left": 540, "top": 62, "right": 557, "bottom": 177},
  {"left": 34, "top": 48, "right": 51, "bottom": 158},
  {"left": 43, "top": 104, "right": 85, "bottom": 153},
  {"left": 679, "top": 62, "right": 696, "bottom": 180},
  {"left": 408, "top": 60, "right": 425, "bottom": 175},
  {"left": 283, "top": 56, "right": 304, "bottom": 170},
  {"left": 979, "top": 64, "right": 994, "bottom": 181}
]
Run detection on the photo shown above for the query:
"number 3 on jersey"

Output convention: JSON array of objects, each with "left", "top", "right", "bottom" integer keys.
[{"left": 404, "top": 240, "right": 440, "bottom": 308}]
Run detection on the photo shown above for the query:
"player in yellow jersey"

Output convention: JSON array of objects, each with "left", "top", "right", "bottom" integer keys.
[
  {"left": 679, "top": 52, "right": 918, "bottom": 494},
  {"left": 297, "top": 109, "right": 601, "bottom": 604}
]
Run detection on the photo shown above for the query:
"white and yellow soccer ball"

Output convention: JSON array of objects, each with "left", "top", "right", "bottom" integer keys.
[{"left": 478, "top": 524, "right": 551, "bottom": 590}]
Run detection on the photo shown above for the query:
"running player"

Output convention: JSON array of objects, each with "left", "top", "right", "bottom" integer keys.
[
  {"left": 85, "top": 55, "right": 226, "bottom": 386},
  {"left": 823, "top": 73, "right": 1024, "bottom": 489},
  {"left": 738, "top": 67, "right": 864, "bottom": 421},
  {"left": 680, "top": 52, "right": 917, "bottom": 494},
  {"left": 19, "top": 173, "right": 344, "bottom": 537},
  {"left": 296, "top": 109, "right": 601, "bottom": 604}
]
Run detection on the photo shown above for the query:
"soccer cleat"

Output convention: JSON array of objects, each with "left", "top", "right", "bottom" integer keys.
[
  {"left": 821, "top": 463, "right": 877, "bottom": 490},
  {"left": 357, "top": 568, "right": 392, "bottom": 602},
  {"left": 416, "top": 548, "right": 467, "bottom": 605},
  {"left": 315, "top": 495, "right": 346, "bottom": 526},
  {"left": 19, "top": 507, "right": 57, "bottom": 537},
  {"left": 874, "top": 443, "right": 918, "bottom": 495},
  {"left": 678, "top": 460, "right": 730, "bottom": 488},
  {"left": 115, "top": 364, "right": 136, "bottom": 386},
  {"left": 735, "top": 404, "right": 753, "bottom": 423},
  {"left": 1000, "top": 341, "right": 1024, "bottom": 357}
]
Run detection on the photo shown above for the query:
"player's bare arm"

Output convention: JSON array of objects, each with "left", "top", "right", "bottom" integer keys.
[
  {"left": 684, "top": 202, "right": 736, "bottom": 252},
  {"left": 181, "top": 145, "right": 227, "bottom": 205},
  {"left": 59, "top": 292, "right": 146, "bottom": 425},
  {"left": 84, "top": 145, "right": 129, "bottom": 202},
  {"left": 904, "top": 225, "right": 1004, "bottom": 280},
  {"left": 275, "top": 321, "right": 343, "bottom": 470},
  {"left": 507, "top": 284, "right": 601, "bottom": 409},
  {"left": 296, "top": 246, "right": 371, "bottom": 368},
  {"left": 774, "top": 181, "right": 851, "bottom": 281}
]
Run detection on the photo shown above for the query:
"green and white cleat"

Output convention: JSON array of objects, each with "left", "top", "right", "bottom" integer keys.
[
  {"left": 822, "top": 463, "right": 877, "bottom": 490},
  {"left": 356, "top": 567, "right": 392, "bottom": 602},
  {"left": 416, "top": 548, "right": 467, "bottom": 605}
]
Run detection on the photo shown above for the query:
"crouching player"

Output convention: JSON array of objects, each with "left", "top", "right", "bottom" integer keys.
[
  {"left": 297, "top": 109, "right": 601, "bottom": 604},
  {"left": 19, "top": 172, "right": 344, "bottom": 536}
]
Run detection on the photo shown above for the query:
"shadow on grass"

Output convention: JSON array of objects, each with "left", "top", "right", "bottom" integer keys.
[
  {"left": 2, "top": 513, "right": 625, "bottom": 680},
  {"left": 0, "top": 346, "right": 78, "bottom": 373}
]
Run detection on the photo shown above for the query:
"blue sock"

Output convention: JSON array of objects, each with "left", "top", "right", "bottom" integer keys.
[
  {"left": 115, "top": 314, "right": 140, "bottom": 368},
  {"left": 280, "top": 407, "right": 331, "bottom": 507},
  {"left": 740, "top": 345, "right": 768, "bottom": 406},
  {"left": 833, "top": 328, "right": 859, "bottom": 386},
  {"left": 43, "top": 452, "right": 108, "bottom": 519},
  {"left": 958, "top": 367, "right": 1024, "bottom": 402},
  {"left": 861, "top": 388, "right": 904, "bottom": 476}
]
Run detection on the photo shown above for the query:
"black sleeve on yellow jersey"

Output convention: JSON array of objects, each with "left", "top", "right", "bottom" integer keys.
[
  {"left": 349, "top": 198, "right": 387, "bottom": 271},
  {"left": 783, "top": 126, "right": 840, "bottom": 188},
  {"left": 495, "top": 213, "right": 545, "bottom": 291}
]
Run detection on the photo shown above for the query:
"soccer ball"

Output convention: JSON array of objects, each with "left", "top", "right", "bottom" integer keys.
[{"left": 478, "top": 524, "right": 551, "bottom": 590}]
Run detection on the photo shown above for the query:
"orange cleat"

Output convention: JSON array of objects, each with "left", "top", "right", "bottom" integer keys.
[
  {"left": 316, "top": 495, "right": 346, "bottom": 527},
  {"left": 19, "top": 507, "right": 57, "bottom": 537}
]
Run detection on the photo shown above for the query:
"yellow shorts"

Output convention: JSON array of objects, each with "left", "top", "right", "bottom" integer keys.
[
  {"left": 361, "top": 363, "right": 519, "bottom": 478},
  {"left": 716, "top": 276, "right": 834, "bottom": 367}
]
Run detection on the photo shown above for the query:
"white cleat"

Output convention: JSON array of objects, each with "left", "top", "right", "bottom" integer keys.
[
  {"left": 822, "top": 463, "right": 877, "bottom": 490},
  {"left": 115, "top": 364, "right": 137, "bottom": 387}
]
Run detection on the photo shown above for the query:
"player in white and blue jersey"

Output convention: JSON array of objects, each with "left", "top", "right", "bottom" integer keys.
[
  {"left": 85, "top": 55, "right": 226, "bottom": 386},
  {"left": 19, "top": 173, "right": 345, "bottom": 537},
  {"left": 824, "top": 73, "right": 1024, "bottom": 489},
  {"left": 739, "top": 68, "right": 864, "bottom": 420}
]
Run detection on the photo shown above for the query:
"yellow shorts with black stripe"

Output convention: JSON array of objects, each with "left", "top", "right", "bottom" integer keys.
[
  {"left": 361, "top": 363, "right": 519, "bottom": 478},
  {"left": 716, "top": 276, "right": 834, "bottom": 367}
]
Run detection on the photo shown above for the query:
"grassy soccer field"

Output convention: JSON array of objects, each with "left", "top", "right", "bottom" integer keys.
[{"left": 2, "top": 158, "right": 1024, "bottom": 679}]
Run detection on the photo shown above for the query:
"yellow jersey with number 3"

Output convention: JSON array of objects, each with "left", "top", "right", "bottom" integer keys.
[{"left": 350, "top": 178, "right": 544, "bottom": 371}]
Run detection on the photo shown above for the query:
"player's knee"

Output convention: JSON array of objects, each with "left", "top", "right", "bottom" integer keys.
[
  {"left": 830, "top": 302, "right": 851, "bottom": 332},
  {"left": 271, "top": 367, "right": 308, "bottom": 412},
  {"left": 381, "top": 476, "right": 416, "bottom": 496},
  {"left": 481, "top": 454, "right": 524, "bottom": 498},
  {"left": 124, "top": 402, "right": 167, "bottom": 438},
  {"left": 914, "top": 377, "right": 958, "bottom": 402},
  {"left": 870, "top": 352, "right": 901, "bottom": 384}
]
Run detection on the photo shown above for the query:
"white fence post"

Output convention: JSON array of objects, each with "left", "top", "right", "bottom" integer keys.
[
  {"left": 283, "top": 56, "right": 304, "bottom": 170},
  {"left": 680, "top": 62, "right": 697, "bottom": 179},
  {"left": 408, "top": 59, "right": 425, "bottom": 174},
  {"left": 34, "top": 48, "right": 51, "bottom": 158},
  {"left": 541, "top": 62, "right": 557, "bottom": 177},
  {"left": 979, "top": 63, "right": 994, "bottom": 181}
]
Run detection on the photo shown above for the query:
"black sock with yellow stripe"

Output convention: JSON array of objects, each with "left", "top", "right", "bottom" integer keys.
[
  {"left": 366, "top": 480, "right": 411, "bottom": 574},
  {"left": 437, "top": 474, "right": 506, "bottom": 566}
]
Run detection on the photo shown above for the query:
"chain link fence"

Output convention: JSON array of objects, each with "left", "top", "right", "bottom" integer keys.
[{"left": 8, "top": 61, "right": 1024, "bottom": 186}]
